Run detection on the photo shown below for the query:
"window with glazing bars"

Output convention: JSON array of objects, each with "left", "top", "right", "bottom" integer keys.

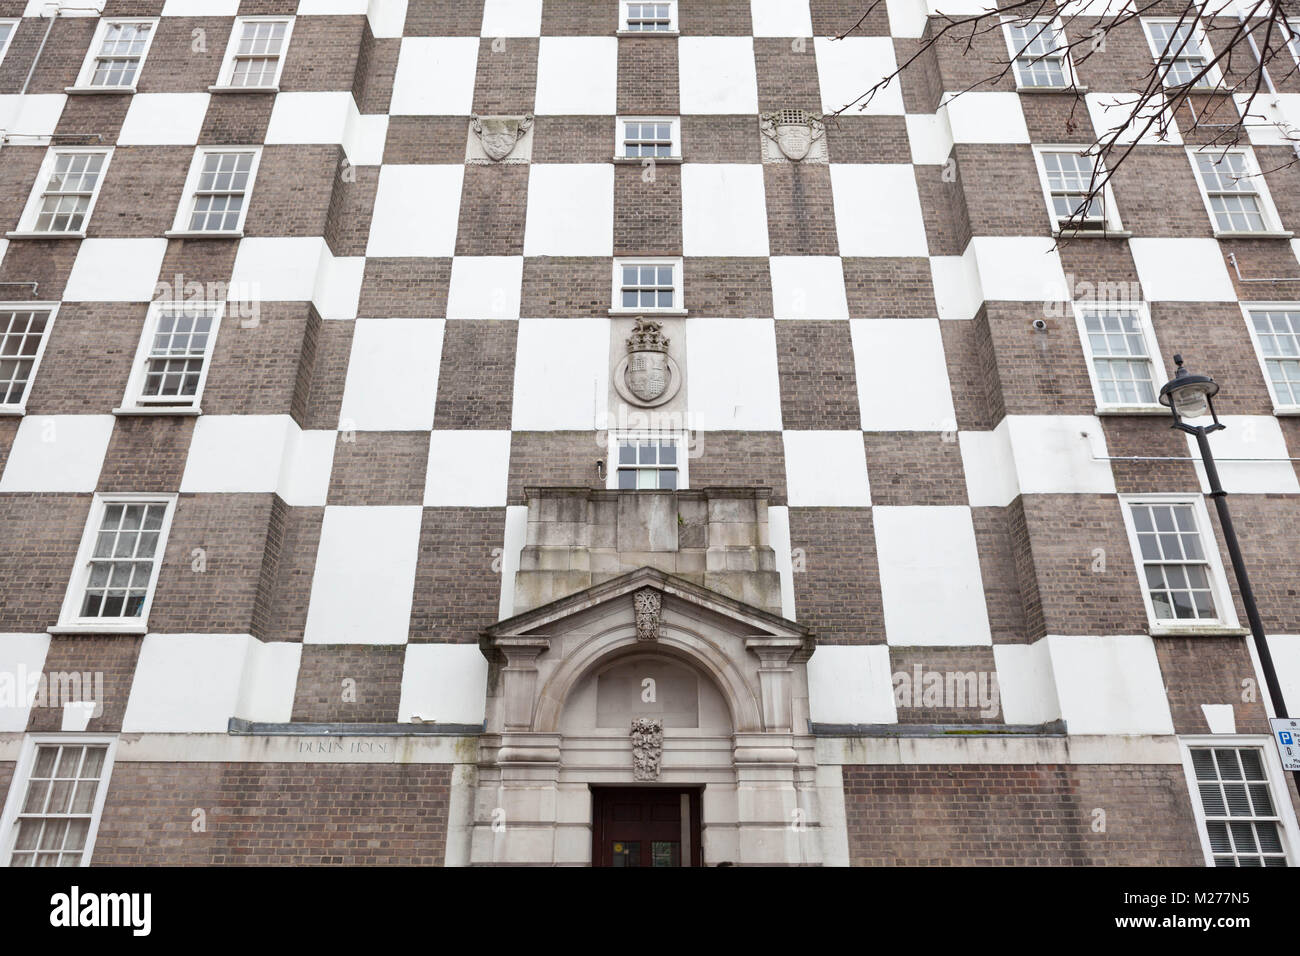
[
  {"left": 35, "top": 152, "right": 106, "bottom": 233},
  {"left": 1041, "top": 151, "right": 1104, "bottom": 227},
  {"left": 1006, "top": 19, "right": 1069, "bottom": 87},
  {"left": 90, "top": 21, "right": 153, "bottom": 87},
  {"left": 623, "top": 120, "right": 674, "bottom": 158},
  {"left": 7, "top": 744, "right": 109, "bottom": 867},
  {"left": 1249, "top": 308, "right": 1300, "bottom": 406},
  {"left": 617, "top": 438, "right": 678, "bottom": 489},
  {"left": 139, "top": 305, "right": 216, "bottom": 404},
  {"left": 229, "top": 19, "right": 288, "bottom": 87},
  {"left": 625, "top": 2, "right": 673, "bottom": 30},
  {"left": 1130, "top": 502, "right": 1218, "bottom": 621},
  {"left": 620, "top": 263, "right": 675, "bottom": 310},
  {"left": 1147, "top": 21, "right": 1214, "bottom": 88},
  {"left": 1194, "top": 152, "right": 1266, "bottom": 232},
  {"left": 1082, "top": 308, "right": 1156, "bottom": 404},
  {"left": 80, "top": 502, "right": 168, "bottom": 619},
  {"left": 187, "top": 152, "right": 254, "bottom": 232},
  {"left": 0, "top": 309, "right": 51, "bottom": 405},
  {"left": 1190, "top": 747, "right": 1288, "bottom": 866}
]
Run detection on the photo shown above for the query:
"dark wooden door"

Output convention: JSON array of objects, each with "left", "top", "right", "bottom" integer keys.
[{"left": 591, "top": 787, "right": 702, "bottom": 867}]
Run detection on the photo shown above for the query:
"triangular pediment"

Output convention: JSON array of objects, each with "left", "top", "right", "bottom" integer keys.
[{"left": 482, "top": 565, "right": 812, "bottom": 647}]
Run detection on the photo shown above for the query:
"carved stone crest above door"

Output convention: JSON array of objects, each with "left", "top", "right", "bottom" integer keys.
[{"left": 613, "top": 317, "right": 682, "bottom": 408}]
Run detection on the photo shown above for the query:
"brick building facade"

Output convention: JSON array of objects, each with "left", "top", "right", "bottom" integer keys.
[{"left": 0, "top": 0, "right": 1298, "bottom": 866}]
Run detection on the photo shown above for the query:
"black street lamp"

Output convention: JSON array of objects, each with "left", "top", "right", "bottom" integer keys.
[{"left": 1159, "top": 354, "right": 1300, "bottom": 795}]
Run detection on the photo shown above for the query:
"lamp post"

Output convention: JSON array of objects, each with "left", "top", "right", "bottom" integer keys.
[{"left": 1158, "top": 354, "right": 1300, "bottom": 796}]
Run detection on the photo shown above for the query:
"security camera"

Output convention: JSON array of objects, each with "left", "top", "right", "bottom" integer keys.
[{"left": 1032, "top": 318, "right": 1048, "bottom": 331}]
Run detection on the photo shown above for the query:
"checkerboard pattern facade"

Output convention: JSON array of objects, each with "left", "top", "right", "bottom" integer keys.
[{"left": 0, "top": 0, "right": 1298, "bottom": 866}]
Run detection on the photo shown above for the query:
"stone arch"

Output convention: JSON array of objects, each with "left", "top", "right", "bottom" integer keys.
[{"left": 534, "top": 621, "right": 764, "bottom": 734}]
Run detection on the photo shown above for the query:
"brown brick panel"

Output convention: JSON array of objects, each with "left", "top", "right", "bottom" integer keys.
[
  {"left": 507, "top": 431, "right": 599, "bottom": 504},
  {"left": 824, "top": 116, "right": 911, "bottom": 165},
  {"left": 617, "top": 35, "right": 679, "bottom": 114},
  {"left": 135, "top": 17, "right": 228, "bottom": 92},
  {"left": 0, "top": 764, "right": 12, "bottom": 819},
  {"left": 754, "top": 37, "right": 819, "bottom": 111},
  {"left": 1099, "top": 416, "right": 1201, "bottom": 496},
  {"left": 299, "top": 314, "right": 353, "bottom": 429},
  {"left": 841, "top": 763, "right": 1203, "bottom": 865},
  {"left": 956, "top": 144, "right": 1052, "bottom": 236},
  {"left": 291, "top": 644, "right": 405, "bottom": 721},
  {"left": 677, "top": 0, "right": 749, "bottom": 35},
  {"left": 1020, "top": 494, "right": 1149, "bottom": 637},
  {"left": 971, "top": 305, "right": 1006, "bottom": 424},
  {"left": 1069, "top": 19, "right": 1161, "bottom": 93},
  {"left": 981, "top": 302, "right": 1095, "bottom": 416},
  {"left": 529, "top": 115, "right": 615, "bottom": 163},
  {"left": 405, "top": 0, "right": 484, "bottom": 36},
  {"left": 1020, "top": 93, "right": 1097, "bottom": 143},
  {"left": 433, "top": 320, "right": 518, "bottom": 429},
  {"left": 1149, "top": 303, "right": 1273, "bottom": 416},
  {"left": 0, "top": 19, "right": 51, "bottom": 94},
  {"left": 786, "top": 506, "right": 883, "bottom": 643},
  {"left": 383, "top": 116, "right": 471, "bottom": 164},
  {"left": 0, "top": 240, "right": 77, "bottom": 303},
  {"left": 1154, "top": 635, "right": 1272, "bottom": 735},
  {"left": 914, "top": 164, "right": 970, "bottom": 257},
  {"left": 150, "top": 492, "right": 275, "bottom": 633},
  {"left": 1006, "top": 498, "right": 1045, "bottom": 640},
  {"left": 681, "top": 115, "right": 758, "bottom": 163},
  {"left": 614, "top": 161, "right": 681, "bottom": 256},
  {"left": 689, "top": 431, "right": 787, "bottom": 503},
  {"left": 894, "top": 35, "right": 942, "bottom": 116},
  {"left": 278, "top": 16, "right": 364, "bottom": 92},
  {"left": 1225, "top": 238, "right": 1300, "bottom": 303},
  {"left": 0, "top": 495, "right": 88, "bottom": 631},
  {"left": 1257, "top": 147, "right": 1300, "bottom": 235},
  {"left": 326, "top": 431, "right": 430, "bottom": 506},
  {"left": 24, "top": 304, "right": 139, "bottom": 414},
  {"left": 201, "top": 302, "right": 312, "bottom": 417},
  {"left": 409, "top": 506, "right": 506, "bottom": 642},
  {"left": 239, "top": 0, "right": 302, "bottom": 17},
  {"left": 1055, "top": 239, "right": 1140, "bottom": 293},
  {"left": 842, "top": 257, "right": 937, "bottom": 318},
  {"left": 455, "top": 163, "right": 530, "bottom": 256},
  {"left": 520, "top": 256, "right": 611, "bottom": 317},
  {"left": 863, "top": 432, "right": 967, "bottom": 506},
  {"left": 255, "top": 503, "right": 322, "bottom": 642},
  {"left": 472, "top": 35, "right": 538, "bottom": 114},
  {"left": 158, "top": 236, "right": 240, "bottom": 289},
  {"left": 88, "top": 146, "right": 190, "bottom": 239},
  {"left": 0, "top": 418, "right": 17, "bottom": 476},
  {"left": 324, "top": 163, "right": 379, "bottom": 258},
  {"left": 93, "top": 761, "right": 453, "bottom": 865},
  {"left": 930, "top": 25, "right": 1018, "bottom": 93},
  {"left": 972, "top": 505, "right": 1031, "bottom": 644},
  {"left": 353, "top": 28, "right": 397, "bottom": 114},
  {"left": 357, "top": 258, "right": 451, "bottom": 318},
  {"left": 200, "top": 90, "right": 276, "bottom": 143},
  {"left": 1109, "top": 148, "right": 1215, "bottom": 239},
  {"left": 810, "top": 0, "right": 891, "bottom": 36},
  {"left": 54, "top": 93, "right": 133, "bottom": 145},
  {"left": 25, "top": 20, "right": 104, "bottom": 94},
  {"left": 1210, "top": 496, "right": 1300, "bottom": 634},
  {"left": 0, "top": 146, "right": 46, "bottom": 232},
  {"left": 26, "top": 635, "right": 143, "bottom": 733},
  {"left": 682, "top": 256, "right": 772, "bottom": 317},
  {"left": 244, "top": 145, "right": 339, "bottom": 237},
  {"left": 97, "top": 416, "right": 196, "bottom": 494},
  {"left": 774, "top": 320, "right": 860, "bottom": 430},
  {"left": 763, "top": 163, "right": 839, "bottom": 256},
  {"left": 887, "top": 646, "right": 1002, "bottom": 722}
]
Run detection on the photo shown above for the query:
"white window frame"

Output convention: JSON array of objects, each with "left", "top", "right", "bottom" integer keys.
[
  {"left": 606, "top": 431, "right": 689, "bottom": 490},
  {"left": 167, "top": 146, "right": 261, "bottom": 238},
  {"left": 11, "top": 147, "right": 113, "bottom": 238},
  {"left": 0, "top": 302, "right": 58, "bottom": 414},
  {"left": 1072, "top": 301, "right": 1166, "bottom": 413},
  {"left": 1001, "top": 16, "right": 1079, "bottom": 91},
  {"left": 1179, "top": 736, "right": 1298, "bottom": 868},
  {"left": 211, "top": 15, "right": 294, "bottom": 91},
  {"left": 0, "top": 734, "right": 118, "bottom": 868},
  {"left": 618, "top": 0, "right": 678, "bottom": 34},
  {"left": 1032, "top": 145, "right": 1124, "bottom": 234},
  {"left": 614, "top": 115, "right": 682, "bottom": 162},
  {"left": 611, "top": 256, "right": 685, "bottom": 315},
  {"left": 1142, "top": 17, "right": 1222, "bottom": 90},
  {"left": 117, "top": 299, "right": 223, "bottom": 414},
  {"left": 53, "top": 493, "right": 178, "bottom": 635},
  {"left": 1186, "top": 146, "right": 1286, "bottom": 237},
  {"left": 70, "top": 17, "right": 160, "bottom": 92},
  {"left": 1289, "top": 18, "right": 1300, "bottom": 68},
  {"left": 1243, "top": 302, "right": 1300, "bottom": 413},
  {"left": 0, "top": 19, "right": 20, "bottom": 66},
  {"left": 1118, "top": 493, "right": 1238, "bottom": 634}
]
